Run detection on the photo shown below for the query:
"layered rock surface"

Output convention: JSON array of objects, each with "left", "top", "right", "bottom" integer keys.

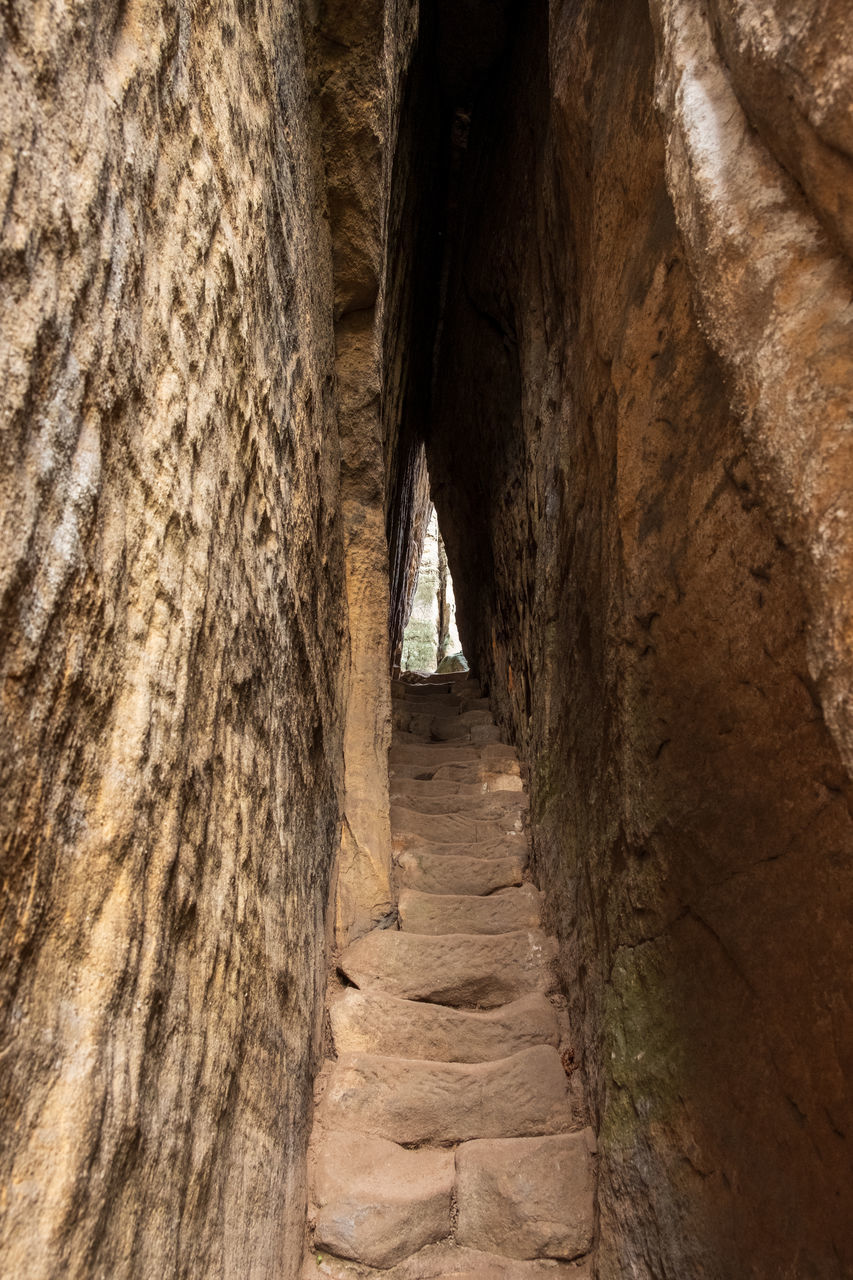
[
  {"left": 304, "top": 677, "right": 596, "bottom": 1277},
  {"left": 0, "top": 3, "right": 348, "bottom": 1276}
]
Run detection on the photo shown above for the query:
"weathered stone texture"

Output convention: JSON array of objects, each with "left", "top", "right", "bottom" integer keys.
[
  {"left": 426, "top": 0, "right": 853, "bottom": 1275},
  {"left": 0, "top": 2, "right": 344, "bottom": 1276}
]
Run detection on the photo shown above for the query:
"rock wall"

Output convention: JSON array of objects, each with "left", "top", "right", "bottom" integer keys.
[
  {"left": 427, "top": 0, "right": 853, "bottom": 1275},
  {"left": 400, "top": 507, "right": 462, "bottom": 672},
  {"left": 0, "top": 2, "right": 345, "bottom": 1276}
]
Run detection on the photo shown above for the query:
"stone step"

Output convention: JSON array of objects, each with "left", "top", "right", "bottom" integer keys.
[
  {"left": 455, "top": 1132, "right": 597, "bottom": 1261},
  {"left": 390, "top": 777, "right": 519, "bottom": 799},
  {"left": 410, "top": 716, "right": 472, "bottom": 741},
  {"left": 390, "top": 762, "right": 525, "bottom": 793},
  {"left": 395, "top": 848, "right": 526, "bottom": 896},
  {"left": 389, "top": 787, "right": 528, "bottom": 818},
  {"left": 311, "top": 1130, "right": 454, "bottom": 1268},
  {"left": 395, "top": 711, "right": 498, "bottom": 743},
  {"left": 468, "top": 723, "right": 503, "bottom": 744},
  {"left": 390, "top": 744, "right": 483, "bottom": 766},
  {"left": 330, "top": 989, "right": 560, "bottom": 1062},
  {"left": 391, "top": 676, "right": 479, "bottom": 697},
  {"left": 390, "top": 742, "right": 517, "bottom": 766},
  {"left": 320, "top": 1045, "right": 571, "bottom": 1144},
  {"left": 391, "top": 807, "right": 523, "bottom": 845},
  {"left": 339, "top": 928, "right": 555, "bottom": 1008},
  {"left": 392, "top": 694, "right": 464, "bottom": 709},
  {"left": 391, "top": 835, "right": 529, "bottom": 864},
  {"left": 398, "top": 885, "right": 542, "bottom": 936},
  {"left": 303, "top": 1243, "right": 591, "bottom": 1278}
]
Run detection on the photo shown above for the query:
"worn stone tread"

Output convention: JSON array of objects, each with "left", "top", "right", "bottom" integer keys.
[
  {"left": 390, "top": 834, "right": 529, "bottom": 863},
  {"left": 320, "top": 1045, "right": 571, "bottom": 1143},
  {"left": 389, "top": 786, "right": 528, "bottom": 817},
  {"left": 339, "top": 927, "right": 556, "bottom": 1007},
  {"left": 455, "top": 1131, "right": 597, "bottom": 1260},
  {"left": 311, "top": 1130, "right": 454, "bottom": 1268},
  {"left": 391, "top": 762, "right": 525, "bottom": 792},
  {"left": 395, "top": 848, "right": 526, "bottom": 896},
  {"left": 390, "top": 744, "right": 484, "bottom": 766},
  {"left": 303, "top": 1241, "right": 589, "bottom": 1278},
  {"left": 398, "top": 885, "right": 542, "bottom": 935},
  {"left": 391, "top": 806, "right": 522, "bottom": 845},
  {"left": 330, "top": 989, "right": 560, "bottom": 1062}
]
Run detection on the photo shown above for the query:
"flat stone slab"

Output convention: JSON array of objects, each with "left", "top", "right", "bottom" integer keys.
[
  {"left": 395, "top": 848, "right": 526, "bottom": 896},
  {"left": 320, "top": 1046, "right": 571, "bottom": 1143},
  {"left": 303, "top": 1243, "right": 589, "bottom": 1278},
  {"left": 330, "top": 989, "right": 560, "bottom": 1062},
  {"left": 455, "top": 1131, "right": 597, "bottom": 1261},
  {"left": 311, "top": 1130, "right": 453, "bottom": 1268},
  {"left": 399, "top": 885, "right": 542, "bottom": 935},
  {"left": 339, "top": 928, "right": 556, "bottom": 1007},
  {"left": 391, "top": 807, "right": 522, "bottom": 844}
]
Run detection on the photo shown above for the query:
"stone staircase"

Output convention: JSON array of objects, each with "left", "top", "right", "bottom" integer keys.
[{"left": 302, "top": 673, "right": 596, "bottom": 1279}]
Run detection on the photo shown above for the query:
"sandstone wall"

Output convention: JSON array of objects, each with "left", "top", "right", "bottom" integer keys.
[
  {"left": 0, "top": 2, "right": 346, "bottom": 1276},
  {"left": 427, "top": 0, "right": 853, "bottom": 1274}
]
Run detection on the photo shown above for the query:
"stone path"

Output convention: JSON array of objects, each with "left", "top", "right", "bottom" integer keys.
[{"left": 302, "top": 673, "right": 596, "bottom": 1279}]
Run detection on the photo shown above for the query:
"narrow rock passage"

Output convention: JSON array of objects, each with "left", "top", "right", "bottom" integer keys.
[{"left": 303, "top": 674, "right": 596, "bottom": 1278}]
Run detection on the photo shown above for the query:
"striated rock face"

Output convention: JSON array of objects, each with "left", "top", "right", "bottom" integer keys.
[
  {"left": 0, "top": 2, "right": 343, "bottom": 1276},
  {"left": 426, "top": 0, "right": 853, "bottom": 1275}
]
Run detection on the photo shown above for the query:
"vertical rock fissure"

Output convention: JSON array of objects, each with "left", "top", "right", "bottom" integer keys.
[{"left": 1, "top": 1, "right": 852, "bottom": 1277}]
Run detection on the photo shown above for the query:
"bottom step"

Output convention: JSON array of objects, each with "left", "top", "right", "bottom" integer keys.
[
  {"left": 311, "top": 1131, "right": 453, "bottom": 1268},
  {"left": 303, "top": 1243, "right": 592, "bottom": 1279}
]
